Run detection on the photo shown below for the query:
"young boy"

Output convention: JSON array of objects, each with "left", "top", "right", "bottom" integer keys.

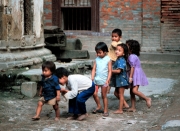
[
  {"left": 32, "top": 61, "right": 61, "bottom": 121},
  {"left": 55, "top": 67, "right": 95, "bottom": 121}
]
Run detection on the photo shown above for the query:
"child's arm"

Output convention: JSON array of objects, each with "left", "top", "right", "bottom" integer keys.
[
  {"left": 56, "top": 90, "right": 60, "bottom": 101},
  {"left": 129, "top": 67, "right": 134, "bottom": 83},
  {"left": 39, "top": 86, "right": 43, "bottom": 97},
  {"left": 91, "top": 61, "right": 96, "bottom": 81},
  {"left": 112, "top": 68, "right": 121, "bottom": 74},
  {"left": 106, "top": 60, "right": 112, "bottom": 85}
]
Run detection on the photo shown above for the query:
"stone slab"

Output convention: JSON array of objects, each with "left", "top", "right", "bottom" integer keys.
[
  {"left": 161, "top": 120, "right": 180, "bottom": 131},
  {"left": 21, "top": 82, "right": 37, "bottom": 98},
  {"left": 88, "top": 51, "right": 180, "bottom": 62},
  {"left": 19, "top": 60, "right": 94, "bottom": 81}
]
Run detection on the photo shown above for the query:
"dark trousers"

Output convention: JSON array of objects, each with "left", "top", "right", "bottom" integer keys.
[{"left": 68, "top": 82, "right": 95, "bottom": 115}]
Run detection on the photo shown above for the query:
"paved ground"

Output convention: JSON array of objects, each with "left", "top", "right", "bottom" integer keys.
[{"left": 0, "top": 61, "right": 180, "bottom": 131}]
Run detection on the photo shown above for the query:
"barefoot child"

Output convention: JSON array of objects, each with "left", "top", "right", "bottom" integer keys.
[
  {"left": 112, "top": 44, "right": 129, "bottom": 114},
  {"left": 91, "top": 42, "right": 112, "bottom": 117},
  {"left": 32, "top": 61, "right": 61, "bottom": 121},
  {"left": 108, "top": 28, "right": 129, "bottom": 109},
  {"left": 126, "top": 40, "right": 151, "bottom": 112},
  {"left": 55, "top": 67, "right": 95, "bottom": 121}
]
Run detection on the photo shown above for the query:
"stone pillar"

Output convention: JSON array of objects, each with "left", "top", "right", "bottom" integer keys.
[{"left": 0, "top": 0, "right": 56, "bottom": 71}]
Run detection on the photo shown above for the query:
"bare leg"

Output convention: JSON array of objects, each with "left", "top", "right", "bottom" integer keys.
[
  {"left": 101, "top": 86, "right": 108, "bottom": 113},
  {"left": 107, "top": 86, "right": 111, "bottom": 93},
  {"left": 93, "top": 86, "right": 101, "bottom": 110},
  {"left": 32, "top": 101, "right": 44, "bottom": 119},
  {"left": 114, "top": 88, "right": 129, "bottom": 108},
  {"left": 53, "top": 102, "right": 60, "bottom": 121},
  {"left": 128, "top": 88, "right": 136, "bottom": 112},
  {"left": 123, "top": 100, "right": 129, "bottom": 108},
  {"left": 114, "top": 88, "right": 125, "bottom": 114},
  {"left": 132, "top": 86, "right": 151, "bottom": 108}
]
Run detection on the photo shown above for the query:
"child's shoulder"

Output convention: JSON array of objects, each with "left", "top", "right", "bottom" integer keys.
[
  {"left": 117, "top": 57, "right": 126, "bottom": 62},
  {"left": 129, "top": 54, "right": 138, "bottom": 58}
]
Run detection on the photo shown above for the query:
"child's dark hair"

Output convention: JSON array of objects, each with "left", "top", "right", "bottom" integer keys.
[
  {"left": 95, "top": 42, "right": 108, "bottom": 52},
  {"left": 117, "top": 43, "right": 129, "bottom": 61},
  {"left": 54, "top": 67, "right": 69, "bottom": 78},
  {"left": 112, "top": 28, "right": 122, "bottom": 37},
  {"left": 42, "top": 61, "right": 56, "bottom": 73},
  {"left": 126, "top": 40, "right": 140, "bottom": 56}
]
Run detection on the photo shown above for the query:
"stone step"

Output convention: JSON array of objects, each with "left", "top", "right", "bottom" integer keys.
[{"left": 89, "top": 51, "right": 180, "bottom": 63}]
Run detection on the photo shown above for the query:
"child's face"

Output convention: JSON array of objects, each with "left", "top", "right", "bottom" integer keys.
[
  {"left": 115, "top": 46, "right": 124, "bottom": 57},
  {"left": 42, "top": 67, "right": 52, "bottom": 78},
  {"left": 112, "top": 33, "right": 121, "bottom": 42},
  {"left": 96, "top": 49, "right": 106, "bottom": 58},
  {"left": 58, "top": 76, "right": 68, "bottom": 86}
]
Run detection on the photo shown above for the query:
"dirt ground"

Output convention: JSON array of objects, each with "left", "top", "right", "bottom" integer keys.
[{"left": 0, "top": 62, "right": 180, "bottom": 131}]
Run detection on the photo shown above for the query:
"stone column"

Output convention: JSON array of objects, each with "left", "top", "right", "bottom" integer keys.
[{"left": 0, "top": 0, "right": 56, "bottom": 71}]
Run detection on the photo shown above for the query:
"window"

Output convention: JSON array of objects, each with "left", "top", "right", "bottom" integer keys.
[{"left": 52, "top": 0, "right": 99, "bottom": 31}]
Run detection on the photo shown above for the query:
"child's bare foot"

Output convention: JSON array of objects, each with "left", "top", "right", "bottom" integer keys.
[
  {"left": 77, "top": 113, "right": 88, "bottom": 121},
  {"left": 146, "top": 98, "right": 152, "bottom": 108},
  {"left": 123, "top": 105, "right": 129, "bottom": 109},
  {"left": 55, "top": 117, "right": 60, "bottom": 121},
  {"left": 127, "top": 108, "right": 136, "bottom": 112},
  {"left": 113, "top": 110, "right": 123, "bottom": 114}
]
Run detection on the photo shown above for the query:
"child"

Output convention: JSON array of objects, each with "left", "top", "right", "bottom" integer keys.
[
  {"left": 112, "top": 44, "right": 129, "bottom": 114},
  {"left": 32, "top": 61, "right": 61, "bottom": 121},
  {"left": 91, "top": 42, "right": 112, "bottom": 117},
  {"left": 108, "top": 28, "right": 122, "bottom": 62},
  {"left": 107, "top": 28, "right": 129, "bottom": 109},
  {"left": 55, "top": 67, "right": 95, "bottom": 121},
  {"left": 126, "top": 40, "right": 151, "bottom": 112}
]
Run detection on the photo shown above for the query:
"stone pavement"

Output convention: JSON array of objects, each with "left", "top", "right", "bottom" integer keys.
[{"left": 0, "top": 59, "right": 180, "bottom": 131}]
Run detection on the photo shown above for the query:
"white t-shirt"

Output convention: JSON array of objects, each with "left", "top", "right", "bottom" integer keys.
[{"left": 64, "top": 74, "right": 92, "bottom": 99}]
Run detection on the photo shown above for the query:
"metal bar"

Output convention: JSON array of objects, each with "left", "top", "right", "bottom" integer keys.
[
  {"left": 68, "top": 9, "right": 69, "bottom": 30},
  {"left": 71, "top": 9, "right": 74, "bottom": 30},
  {"left": 76, "top": 8, "right": 77, "bottom": 30},
  {"left": 80, "top": 9, "right": 81, "bottom": 30}
]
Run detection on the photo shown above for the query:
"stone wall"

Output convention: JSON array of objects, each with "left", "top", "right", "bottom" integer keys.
[{"left": 0, "top": 0, "right": 56, "bottom": 71}]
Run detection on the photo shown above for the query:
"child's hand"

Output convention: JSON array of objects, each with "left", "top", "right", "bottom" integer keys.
[
  {"left": 129, "top": 78, "right": 133, "bottom": 84},
  {"left": 105, "top": 80, "right": 109, "bottom": 87},
  {"left": 61, "top": 88, "right": 68, "bottom": 94},
  {"left": 56, "top": 95, "right": 60, "bottom": 102},
  {"left": 39, "top": 92, "right": 42, "bottom": 97}
]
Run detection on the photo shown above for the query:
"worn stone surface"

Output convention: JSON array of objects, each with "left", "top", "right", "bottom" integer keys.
[
  {"left": 0, "top": 0, "right": 56, "bottom": 71},
  {"left": 21, "top": 82, "right": 37, "bottom": 98},
  {"left": 0, "top": 61, "right": 180, "bottom": 131}
]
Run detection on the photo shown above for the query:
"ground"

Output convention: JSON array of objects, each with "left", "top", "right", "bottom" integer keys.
[{"left": 0, "top": 62, "right": 180, "bottom": 131}]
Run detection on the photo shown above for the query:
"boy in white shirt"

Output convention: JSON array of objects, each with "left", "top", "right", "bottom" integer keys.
[{"left": 55, "top": 67, "right": 95, "bottom": 121}]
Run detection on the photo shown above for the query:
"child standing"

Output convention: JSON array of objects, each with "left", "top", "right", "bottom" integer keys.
[
  {"left": 112, "top": 44, "right": 129, "bottom": 114},
  {"left": 32, "top": 61, "right": 61, "bottom": 121},
  {"left": 108, "top": 28, "right": 129, "bottom": 109},
  {"left": 126, "top": 40, "right": 151, "bottom": 112},
  {"left": 91, "top": 42, "right": 112, "bottom": 117}
]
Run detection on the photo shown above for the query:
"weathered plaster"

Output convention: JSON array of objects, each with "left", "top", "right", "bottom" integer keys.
[{"left": 33, "top": 0, "right": 43, "bottom": 39}]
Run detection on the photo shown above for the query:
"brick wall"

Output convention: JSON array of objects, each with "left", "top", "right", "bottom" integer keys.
[
  {"left": 44, "top": 0, "right": 179, "bottom": 56},
  {"left": 142, "top": 0, "right": 161, "bottom": 52},
  {"left": 161, "top": 0, "right": 180, "bottom": 51},
  {"left": 44, "top": 0, "right": 52, "bottom": 26}
]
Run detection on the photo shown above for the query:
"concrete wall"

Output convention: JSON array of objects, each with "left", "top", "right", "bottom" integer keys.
[{"left": 44, "top": 0, "right": 179, "bottom": 56}]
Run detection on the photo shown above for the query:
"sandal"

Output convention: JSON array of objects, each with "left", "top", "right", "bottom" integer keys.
[
  {"left": 32, "top": 117, "right": 40, "bottom": 121},
  {"left": 92, "top": 109, "right": 104, "bottom": 114},
  {"left": 102, "top": 112, "right": 109, "bottom": 117}
]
